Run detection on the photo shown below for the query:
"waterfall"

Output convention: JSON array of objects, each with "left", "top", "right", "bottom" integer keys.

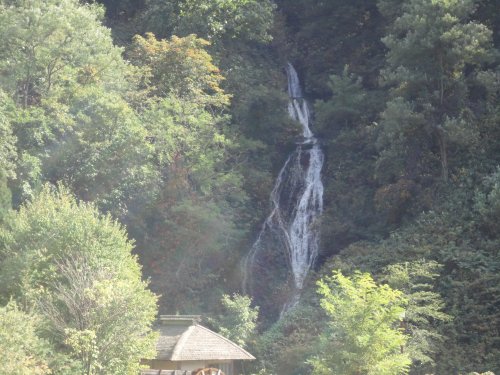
[{"left": 242, "top": 63, "right": 324, "bottom": 316}]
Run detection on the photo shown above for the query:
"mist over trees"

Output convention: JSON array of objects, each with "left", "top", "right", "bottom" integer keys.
[{"left": 0, "top": 0, "right": 499, "bottom": 374}]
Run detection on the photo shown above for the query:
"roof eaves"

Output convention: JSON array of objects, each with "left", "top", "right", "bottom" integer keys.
[{"left": 193, "top": 324, "right": 256, "bottom": 360}]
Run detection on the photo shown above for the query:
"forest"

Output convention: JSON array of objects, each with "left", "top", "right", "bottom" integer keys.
[{"left": 0, "top": 0, "right": 499, "bottom": 374}]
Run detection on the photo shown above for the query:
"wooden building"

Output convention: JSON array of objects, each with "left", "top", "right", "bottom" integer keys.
[{"left": 141, "top": 315, "right": 255, "bottom": 375}]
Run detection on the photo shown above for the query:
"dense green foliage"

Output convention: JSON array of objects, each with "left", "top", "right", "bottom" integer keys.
[
  {"left": 210, "top": 293, "right": 259, "bottom": 348},
  {"left": 0, "top": 302, "right": 51, "bottom": 375},
  {"left": 310, "top": 271, "right": 410, "bottom": 375},
  {"left": 0, "top": 0, "right": 499, "bottom": 373},
  {"left": 0, "top": 186, "right": 158, "bottom": 374}
]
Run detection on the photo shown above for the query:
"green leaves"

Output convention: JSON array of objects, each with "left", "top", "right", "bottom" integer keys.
[
  {"left": 128, "top": 33, "right": 230, "bottom": 108},
  {"left": 44, "top": 86, "right": 158, "bottom": 217},
  {"left": 0, "top": 301, "right": 51, "bottom": 375},
  {"left": 315, "top": 67, "right": 367, "bottom": 132},
  {"left": 0, "top": 0, "right": 129, "bottom": 107},
  {"left": 211, "top": 293, "right": 259, "bottom": 348},
  {"left": 0, "top": 91, "right": 17, "bottom": 178},
  {"left": 0, "top": 186, "right": 158, "bottom": 374},
  {"left": 0, "top": 186, "right": 137, "bottom": 297},
  {"left": 310, "top": 271, "right": 410, "bottom": 375},
  {"left": 382, "top": 261, "right": 451, "bottom": 371},
  {"left": 378, "top": 0, "right": 494, "bottom": 181},
  {"left": 141, "top": 95, "right": 232, "bottom": 195},
  {"left": 175, "top": 0, "right": 275, "bottom": 43},
  {"left": 47, "top": 258, "right": 158, "bottom": 374},
  {"left": 0, "top": 0, "right": 153, "bottom": 212}
]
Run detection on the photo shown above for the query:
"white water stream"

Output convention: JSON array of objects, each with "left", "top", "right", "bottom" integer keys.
[{"left": 243, "top": 63, "right": 324, "bottom": 314}]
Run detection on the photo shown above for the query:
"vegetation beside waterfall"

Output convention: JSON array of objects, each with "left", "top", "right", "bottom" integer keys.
[{"left": 0, "top": 0, "right": 499, "bottom": 374}]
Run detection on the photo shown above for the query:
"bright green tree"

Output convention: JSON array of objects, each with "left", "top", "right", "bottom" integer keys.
[
  {"left": 328, "top": 177, "right": 500, "bottom": 373},
  {"left": 39, "top": 255, "right": 158, "bottom": 375},
  {"left": 0, "top": 186, "right": 158, "bottom": 374},
  {"left": 128, "top": 33, "right": 230, "bottom": 108},
  {"left": 0, "top": 0, "right": 145, "bottom": 208},
  {"left": 309, "top": 271, "right": 410, "bottom": 375},
  {"left": 0, "top": 301, "right": 51, "bottom": 375},
  {"left": 382, "top": 261, "right": 451, "bottom": 374},
  {"left": 0, "top": 0, "right": 129, "bottom": 107}
]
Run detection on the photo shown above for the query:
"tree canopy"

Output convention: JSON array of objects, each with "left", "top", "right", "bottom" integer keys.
[
  {"left": 0, "top": 186, "right": 158, "bottom": 374},
  {"left": 309, "top": 271, "right": 410, "bottom": 375}
]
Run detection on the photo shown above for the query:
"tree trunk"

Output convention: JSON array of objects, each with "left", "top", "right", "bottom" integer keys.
[{"left": 437, "top": 127, "right": 448, "bottom": 181}]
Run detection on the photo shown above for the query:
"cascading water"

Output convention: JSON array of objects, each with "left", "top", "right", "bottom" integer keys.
[{"left": 242, "top": 63, "right": 324, "bottom": 317}]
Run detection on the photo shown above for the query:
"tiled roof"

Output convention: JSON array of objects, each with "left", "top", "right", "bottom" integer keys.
[
  {"left": 156, "top": 324, "right": 189, "bottom": 360},
  {"left": 155, "top": 323, "right": 255, "bottom": 361}
]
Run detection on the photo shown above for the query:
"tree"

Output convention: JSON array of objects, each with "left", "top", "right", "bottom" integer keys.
[
  {"left": 141, "top": 196, "right": 242, "bottom": 313},
  {"left": 309, "top": 271, "right": 410, "bottom": 375},
  {"left": 327, "top": 175, "right": 500, "bottom": 373},
  {"left": 0, "top": 301, "right": 51, "bottom": 375},
  {"left": 0, "top": 186, "right": 158, "bottom": 374},
  {"left": 255, "top": 304, "right": 323, "bottom": 375},
  {"left": 176, "top": 0, "right": 275, "bottom": 43},
  {"left": 377, "top": 0, "right": 493, "bottom": 181},
  {"left": 43, "top": 87, "right": 158, "bottom": 218},
  {"left": 314, "top": 67, "right": 367, "bottom": 133},
  {"left": 0, "top": 90, "right": 17, "bottom": 178},
  {"left": 0, "top": 0, "right": 129, "bottom": 108},
  {"left": 140, "top": 95, "right": 235, "bottom": 195},
  {"left": 374, "top": 98, "right": 430, "bottom": 186},
  {"left": 40, "top": 255, "right": 158, "bottom": 375},
  {"left": 127, "top": 32, "right": 252, "bottom": 314},
  {"left": 128, "top": 33, "right": 230, "bottom": 108},
  {"left": 382, "top": 261, "right": 451, "bottom": 374},
  {"left": 0, "top": 0, "right": 143, "bottom": 208},
  {"left": 139, "top": 0, "right": 275, "bottom": 44},
  {"left": 211, "top": 294, "right": 258, "bottom": 348},
  {"left": 0, "top": 90, "right": 16, "bottom": 219},
  {"left": 0, "top": 171, "right": 11, "bottom": 222},
  {"left": 135, "top": 86, "right": 246, "bottom": 316}
]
